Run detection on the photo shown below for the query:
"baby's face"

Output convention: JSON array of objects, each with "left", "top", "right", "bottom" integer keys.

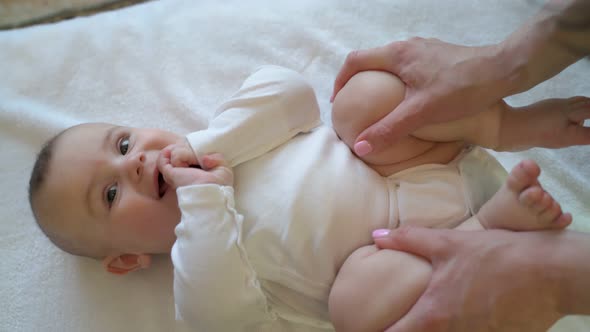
[{"left": 42, "top": 123, "right": 186, "bottom": 256}]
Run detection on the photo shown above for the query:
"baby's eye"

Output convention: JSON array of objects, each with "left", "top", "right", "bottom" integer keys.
[
  {"left": 106, "top": 184, "right": 118, "bottom": 207},
  {"left": 119, "top": 137, "right": 129, "bottom": 155}
]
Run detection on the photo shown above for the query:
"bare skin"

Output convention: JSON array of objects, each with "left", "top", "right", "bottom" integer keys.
[
  {"left": 330, "top": 159, "right": 572, "bottom": 332},
  {"left": 371, "top": 227, "right": 590, "bottom": 332},
  {"left": 330, "top": 0, "right": 590, "bottom": 156},
  {"left": 328, "top": 70, "right": 578, "bottom": 331},
  {"left": 478, "top": 160, "right": 572, "bottom": 231},
  {"left": 331, "top": 70, "right": 590, "bottom": 176},
  {"left": 326, "top": 12, "right": 590, "bottom": 328}
]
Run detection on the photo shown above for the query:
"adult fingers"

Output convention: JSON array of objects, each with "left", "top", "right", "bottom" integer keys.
[
  {"left": 354, "top": 97, "right": 425, "bottom": 156},
  {"left": 372, "top": 226, "right": 450, "bottom": 261},
  {"left": 567, "top": 99, "right": 590, "bottom": 143},
  {"left": 384, "top": 298, "right": 445, "bottom": 332},
  {"left": 568, "top": 96, "right": 590, "bottom": 122},
  {"left": 565, "top": 125, "right": 590, "bottom": 146},
  {"left": 384, "top": 310, "right": 423, "bottom": 332},
  {"left": 331, "top": 43, "right": 401, "bottom": 102}
]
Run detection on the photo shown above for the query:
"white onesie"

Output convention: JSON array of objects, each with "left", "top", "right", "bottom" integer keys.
[{"left": 171, "top": 66, "right": 507, "bottom": 331}]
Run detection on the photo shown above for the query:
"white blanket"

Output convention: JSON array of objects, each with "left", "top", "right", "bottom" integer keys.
[{"left": 0, "top": 1, "right": 588, "bottom": 331}]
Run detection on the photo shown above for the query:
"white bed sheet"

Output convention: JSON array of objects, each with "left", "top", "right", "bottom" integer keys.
[{"left": 1, "top": 0, "right": 588, "bottom": 331}]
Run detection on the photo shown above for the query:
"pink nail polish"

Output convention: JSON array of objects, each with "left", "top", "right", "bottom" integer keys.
[
  {"left": 372, "top": 229, "right": 390, "bottom": 238},
  {"left": 354, "top": 141, "right": 373, "bottom": 156}
]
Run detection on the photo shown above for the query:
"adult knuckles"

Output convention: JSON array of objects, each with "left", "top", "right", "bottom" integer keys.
[
  {"left": 405, "top": 37, "right": 426, "bottom": 45},
  {"left": 387, "top": 40, "right": 413, "bottom": 63},
  {"left": 343, "top": 50, "right": 364, "bottom": 70}
]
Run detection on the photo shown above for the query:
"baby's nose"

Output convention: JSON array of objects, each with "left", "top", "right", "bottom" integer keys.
[{"left": 125, "top": 152, "right": 145, "bottom": 180}]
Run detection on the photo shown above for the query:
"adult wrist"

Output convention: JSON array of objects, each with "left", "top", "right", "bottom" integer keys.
[
  {"left": 453, "top": 43, "right": 520, "bottom": 107},
  {"left": 532, "top": 231, "right": 590, "bottom": 316},
  {"left": 495, "top": 2, "right": 586, "bottom": 98},
  {"left": 482, "top": 42, "right": 528, "bottom": 100},
  {"left": 551, "top": 231, "right": 590, "bottom": 316}
]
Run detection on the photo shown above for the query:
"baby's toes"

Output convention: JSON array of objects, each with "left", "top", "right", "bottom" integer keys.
[
  {"left": 535, "top": 191, "right": 556, "bottom": 214},
  {"left": 519, "top": 186, "right": 545, "bottom": 213},
  {"left": 507, "top": 160, "right": 541, "bottom": 192},
  {"left": 538, "top": 200, "right": 563, "bottom": 225},
  {"left": 551, "top": 212, "right": 573, "bottom": 229}
]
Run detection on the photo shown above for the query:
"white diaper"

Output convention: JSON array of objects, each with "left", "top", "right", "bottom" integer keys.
[{"left": 386, "top": 146, "right": 507, "bottom": 229}]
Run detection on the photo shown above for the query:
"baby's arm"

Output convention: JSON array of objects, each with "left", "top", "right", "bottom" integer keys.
[
  {"left": 162, "top": 144, "right": 274, "bottom": 330},
  {"left": 187, "top": 65, "right": 321, "bottom": 168},
  {"left": 329, "top": 245, "right": 431, "bottom": 332}
]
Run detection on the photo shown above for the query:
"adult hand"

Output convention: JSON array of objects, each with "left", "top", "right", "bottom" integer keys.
[
  {"left": 371, "top": 227, "right": 566, "bottom": 332},
  {"left": 331, "top": 39, "right": 513, "bottom": 156}
]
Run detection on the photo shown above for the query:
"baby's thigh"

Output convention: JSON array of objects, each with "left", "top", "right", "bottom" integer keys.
[
  {"left": 331, "top": 71, "right": 437, "bottom": 167},
  {"left": 329, "top": 245, "right": 432, "bottom": 332}
]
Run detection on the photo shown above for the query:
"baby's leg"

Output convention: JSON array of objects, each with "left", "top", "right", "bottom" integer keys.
[
  {"left": 383, "top": 96, "right": 590, "bottom": 151},
  {"left": 332, "top": 70, "right": 466, "bottom": 176},
  {"left": 329, "top": 160, "right": 572, "bottom": 331},
  {"left": 329, "top": 245, "right": 431, "bottom": 332},
  {"left": 332, "top": 70, "right": 504, "bottom": 175},
  {"left": 475, "top": 159, "right": 572, "bottom": 231},
  {"left": 332, "top": 71, "right": 590, "bottom": 176}
]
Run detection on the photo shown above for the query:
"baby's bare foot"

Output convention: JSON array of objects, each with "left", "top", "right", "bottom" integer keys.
[{"left": 477, "top": 160, "right": 572, "bottom": 231}]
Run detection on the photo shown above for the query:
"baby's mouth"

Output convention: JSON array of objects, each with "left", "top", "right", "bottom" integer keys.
[{"left": 158, "top": 172, "right": 168, "bottom": 198}]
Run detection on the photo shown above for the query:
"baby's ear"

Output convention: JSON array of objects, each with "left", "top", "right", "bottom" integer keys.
[{"left": 102, "top": 254, "right": 151, "bottom": 275}]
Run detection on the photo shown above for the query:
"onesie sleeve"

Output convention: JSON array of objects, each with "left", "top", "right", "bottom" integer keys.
[
  {"left": 186, "top": 65, "right": 322, "bottom": 168},
  {"left": 171, "top": 184, "right": 274, "bottom": 331}
]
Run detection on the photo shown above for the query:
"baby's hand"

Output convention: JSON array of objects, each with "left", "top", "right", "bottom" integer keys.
[{"left": 157, "top": 142, "right": 233, "bottom": 189}]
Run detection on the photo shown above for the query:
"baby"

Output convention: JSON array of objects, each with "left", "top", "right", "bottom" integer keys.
[{"left": 28, "top": 66, "right": 585, "bottom": 331}]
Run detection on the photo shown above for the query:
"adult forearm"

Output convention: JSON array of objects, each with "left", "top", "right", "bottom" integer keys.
[{"left": 496, "top": 0, "right": 589, "bottom": 97}]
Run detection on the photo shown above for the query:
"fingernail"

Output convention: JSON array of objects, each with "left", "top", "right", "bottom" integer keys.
[
  {"left": 372, "top": 229, "right": 390, "bottom": 238},
  {"left": 354, "top": 140, "right": 373, "bottom": 156},
  {"left": 329, "top": 94, "right": 335, "bottom": 103}
]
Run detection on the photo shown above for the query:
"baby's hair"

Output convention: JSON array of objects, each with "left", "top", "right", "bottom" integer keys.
[
  {"left": 28, "top": 130, "right": 64, "bottom": 219},
  {"left": 28, "top": 128, "right": 102, "bottom": 259}
]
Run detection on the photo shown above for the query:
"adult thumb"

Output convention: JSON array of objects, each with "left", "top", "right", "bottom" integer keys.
[
  {"left": 384, "top": 301, "right": 433, "bottom": 332},
  {"left": 372, "top": 226, "right": 445, "bottom": 260},
  {"left": 354, "top": 98, "right": 423, "bottom": 157}
]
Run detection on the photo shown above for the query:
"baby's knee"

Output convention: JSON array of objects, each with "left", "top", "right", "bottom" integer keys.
[{"left": 332, "top": 71, "right": 406, "bottom": 148}]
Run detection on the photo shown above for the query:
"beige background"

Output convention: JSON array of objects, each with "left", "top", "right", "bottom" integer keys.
[{"left": 0, "top": 0, "right": 147, "bottom": 29}]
